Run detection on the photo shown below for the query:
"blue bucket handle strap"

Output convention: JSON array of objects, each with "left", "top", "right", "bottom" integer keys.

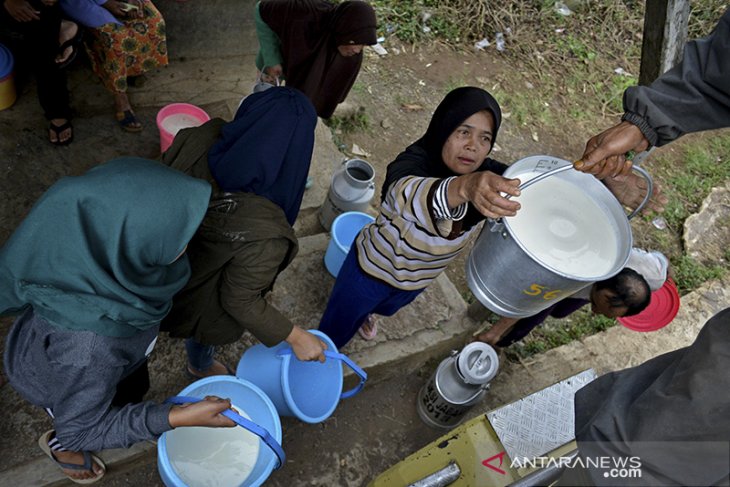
[
  {"left": 275, "top": 349, "right": 368, "bottom": 399},
  {"left": 165, "top": 396, "right": 285, "bottom": 469}
]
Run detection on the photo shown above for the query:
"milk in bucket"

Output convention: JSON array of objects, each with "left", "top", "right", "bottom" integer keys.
[
  {"left": 466, "top": 155, "right": 641, "bottom": 318},
  {"left": 166, "top": 405, "right": 259, "bottom": 487},
  {"left": 506, "top": 177, "right": 619, "bottom": 279}
]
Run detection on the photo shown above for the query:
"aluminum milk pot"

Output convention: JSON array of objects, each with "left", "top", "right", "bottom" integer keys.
[
  {"left": 417, "top": 342, "right": 499, "bottom": 429},
  {"left": 466, "top": 155, "right": 652, "bottom": 318},
  {"left": 319, "top": 158, "right": 375, "bottom": 230}
]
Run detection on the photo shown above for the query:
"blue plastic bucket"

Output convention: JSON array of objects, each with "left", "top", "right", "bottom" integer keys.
[
  {"left": 236, "top": 329, "right": 367, "bottom": 424},
  {"left": 158, "top": 376, "right": 283, "bottom": 487},
  {"left": 0, "top": 43, "right": 16, "bottom": 110},
  {"left": 324, "top": 211, "right": 374, "bottom": 278}
]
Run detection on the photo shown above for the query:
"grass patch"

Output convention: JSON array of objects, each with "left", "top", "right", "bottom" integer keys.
[
  {"left": 671, "top": 255, "right": 726, "bottom": 294},
  {"left": 505, "top": 310, "right": 616, "bottom": 361},
  {"left": 324, "top": 107, "right": 371, "bottom": 134},
  {"left": 659, "top": 133, "right": 730, "bottom": 230}
]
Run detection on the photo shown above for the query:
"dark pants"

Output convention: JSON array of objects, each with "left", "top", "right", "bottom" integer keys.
[
  {"left": 497, "top": 298, "right": 590, "bottom": 347},
  {"left": 0, "top": 0, "right": 71, "bottom": 119},
  {"left": 112, "top": 360, "right": 150, "bottom": 406},
  {"left": 318, "top": 247, "right": 424, "bottom": 349}
]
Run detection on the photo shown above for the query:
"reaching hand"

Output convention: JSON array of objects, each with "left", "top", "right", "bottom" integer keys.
[
  {"left": 102, "top": 0, "right": 143, "bottom": 20},
  {"left": 263, "top": 64, "right": 283, "bottom": 83},
  {"left": 473, "top": 317, "right": 518, "bottom": 346},
  {"left": 603, "top": 172, "right": 667, "bottom": 214},
  {"left": 575, "top": 121, "right": 649, "bottom": 179},
  {"left": 4, "top": 0, "right": 40, "bottom": 22},
  {"left": 168, "top": 396, "right": 237, "bottom": 428},
  {"left": 285, "top": 326, "right": 327, "bottom": 363},
  {"left": 456, "top": 171, "right": 521, "bottom": 219}
]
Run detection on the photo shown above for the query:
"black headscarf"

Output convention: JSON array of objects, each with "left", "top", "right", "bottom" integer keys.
[
  {"left": 381, "top": 87, "right": 506, "bottom": 230},
  {"left": 259, "top": 0, "right": 377, "bottom": 118},
  {"left": 208, "top": 87, "right": 317, "bottom": 226}
]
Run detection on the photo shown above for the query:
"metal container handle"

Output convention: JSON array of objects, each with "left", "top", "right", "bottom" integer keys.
[
  {"left": 625, "top": 150, "right": 654, "bottom": 219},
  {"left": 503, "top": 155, "right": 654, "bottom": 220}
]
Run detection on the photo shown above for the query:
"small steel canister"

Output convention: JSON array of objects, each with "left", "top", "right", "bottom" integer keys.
[
  {"left": 319, "top": 158, "right": 375, "bottom": 230},
  {"left": 417, "top": 342, "right": 499, "bottom": 429}
]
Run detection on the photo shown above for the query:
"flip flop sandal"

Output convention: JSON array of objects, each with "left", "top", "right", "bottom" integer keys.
[
  {"left": 49, "top": 120, "right": 73, "bottom": 146},
  {"left": 38, "top": 430, "right": 106, "bottom": 485},
  {"left": 56, "top": 30, "right": 83, "bottom": 69},
  {"left": 116, "top": 110, "right": 143, "bottom": 133},
  {"left": 357, "top": 315, "right": 378, "bottom": 341},
  {"left": 186, "top": 360, "right": 235, "bottom": 380}
]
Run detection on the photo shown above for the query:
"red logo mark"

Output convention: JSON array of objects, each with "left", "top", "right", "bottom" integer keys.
[{"left": 482, "top": 451, "right": 507, "bottom": 475}]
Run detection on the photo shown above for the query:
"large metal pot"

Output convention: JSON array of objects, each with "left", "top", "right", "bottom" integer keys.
[{"left": 466, "top": 155, "right": 651, "bottom": 318}]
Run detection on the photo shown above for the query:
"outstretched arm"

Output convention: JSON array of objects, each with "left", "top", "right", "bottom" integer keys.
[{"left": 575, "top": 9, "right": 730, "bottom": 177}]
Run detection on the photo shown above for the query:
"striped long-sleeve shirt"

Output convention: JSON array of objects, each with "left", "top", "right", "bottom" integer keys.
[{"left": 355, "top": 175, "right": 480, "bottom": 291}]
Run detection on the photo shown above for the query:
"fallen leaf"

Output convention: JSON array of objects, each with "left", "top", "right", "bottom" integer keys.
[
  {"left": 351, "top": 143, "right": 371, "bottom": 157},
  {"left": 401, "top": 103, "right": 424, "bottom": 112}
]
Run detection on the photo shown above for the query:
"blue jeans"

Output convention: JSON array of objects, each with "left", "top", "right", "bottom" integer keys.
[
  {"left": 185, "top": 338, "right": 215, "bottom": 371},
  {"left": 318, "top": 247, "right": 424, "bottom": 349}
]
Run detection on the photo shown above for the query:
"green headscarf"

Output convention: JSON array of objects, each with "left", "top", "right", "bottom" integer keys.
[{"left": 0, "top": 158, "right": 212, "bottom": 337}]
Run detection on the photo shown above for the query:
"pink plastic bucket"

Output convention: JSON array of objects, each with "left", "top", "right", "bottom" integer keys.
[{"left": 156, "top": 103, "right": 210, "bottom": 153}]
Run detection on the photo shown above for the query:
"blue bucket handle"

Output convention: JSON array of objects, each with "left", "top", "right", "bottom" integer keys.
[
  {"left": 165, "top": 396, "right": 285, "bottom": 469},
  {"left": 276, "top": 349, "right": 368, "bottom": 399}
]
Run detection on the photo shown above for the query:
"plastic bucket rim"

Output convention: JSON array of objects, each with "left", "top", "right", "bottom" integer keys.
[
  {"left": 331, "top": 211, "right": 374, "bottom": 254},
  {"left": 279, "top": 329, "right": 343, "bottom": 423},
  {"left": 158, "top": 375, "right": 281, "bottom": 487},
  {"left": 156, "top": 103, "right": 211, "bottom": 133}
]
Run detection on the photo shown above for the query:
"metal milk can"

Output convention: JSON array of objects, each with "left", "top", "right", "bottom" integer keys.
[
  {"left": 417, "top": 342, "right": 499, "bottom": 429},
  {"left": 319, "top": 158, "right": 375, "bottom": 230}
]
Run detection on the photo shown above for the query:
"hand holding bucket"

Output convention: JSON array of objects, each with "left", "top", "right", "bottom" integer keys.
[
  {"left": 165, "top": 395, "right": 286, "bottom": 469},
  {"left": 237, "top": 329, "right": 368, "bottom": 423},
  {"left": 157, "top": 376, "right": 284, "bottom": 487},
  {"left": 276, "top": 348, "right": 368, "bottom": 399}
]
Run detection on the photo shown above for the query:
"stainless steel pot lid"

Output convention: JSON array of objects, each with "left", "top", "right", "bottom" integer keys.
[{"left": 456, "top": 342, "right": 499, "bottom": 385}]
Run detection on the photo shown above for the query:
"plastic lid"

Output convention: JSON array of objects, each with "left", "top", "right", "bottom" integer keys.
[
  {"left": 456, "top": 342, "right": 499, "bottom": 385},
  {"left": 0, "top": 43, "right": 14, "bottom": 78},
  {"left": 618, "top": 278, "right": 680, "bottom": 332}
]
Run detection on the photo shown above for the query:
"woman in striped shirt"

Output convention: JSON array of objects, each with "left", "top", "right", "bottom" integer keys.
[{"left": 318, "top": 87, "right": 522, "bottom": 348}]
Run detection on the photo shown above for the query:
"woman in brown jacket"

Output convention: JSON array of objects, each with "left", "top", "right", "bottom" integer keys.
[{"left": 161, "top": 87, "right": 327, "bottom": 377}]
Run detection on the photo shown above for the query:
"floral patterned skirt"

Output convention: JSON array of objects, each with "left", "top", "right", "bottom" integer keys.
[{"left": 84, "top": 0, "right": 168, "bottom": 93}]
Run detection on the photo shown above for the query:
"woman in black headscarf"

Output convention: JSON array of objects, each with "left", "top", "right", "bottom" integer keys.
[
  {"left": 318, "top": 87, "right": 522, "bottom": 348},
  {"left": 254, "top": 0, "right": 377, "bottom": 118},
  {"left": 161, "top": 87, "right": 328, "bottom": 378}
]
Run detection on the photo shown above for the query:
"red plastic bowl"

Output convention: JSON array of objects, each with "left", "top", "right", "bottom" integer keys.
[{"left": 618, "top": 278, "right": 680, "bottom": 332}]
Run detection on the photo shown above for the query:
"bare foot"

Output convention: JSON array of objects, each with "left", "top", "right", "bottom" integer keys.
[
  {"left": 56, "top": 20, "right": 78, "bottom": 65},
  {"left": 358, "top": 314, "right": 378, "bottom": 340},
  {"left": 52, "top": 450, "right": 104, "bottom": 481}
]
